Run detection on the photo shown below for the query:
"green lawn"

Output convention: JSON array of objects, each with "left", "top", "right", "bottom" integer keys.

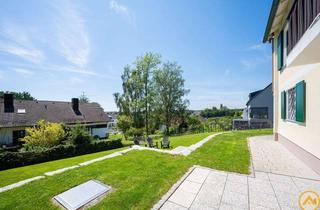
[
  {"left": 0, "top": 129, "right": 272, "bottom": 210},
  {"left": 163, "top": 132, "right": 215, "bottom": 149},
  {"left": 0, "top": 147, "right": 127, "bottom": 188}
]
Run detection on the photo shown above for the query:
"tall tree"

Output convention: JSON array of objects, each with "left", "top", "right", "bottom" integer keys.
[
  {"left": 153, "top": 62, "right": 189, "bottom": 135},
  {"left": 114, "top": 53, "right": 160, "bottom": 133},
  {"left": 114, "top": 65, "right": 145, "bottom": 128},
  {"left": 79, "top": 92, "right": 89, "bottom": 103},
  {"left": 135, "top": 53, "right": 161, "bottom": 136}
]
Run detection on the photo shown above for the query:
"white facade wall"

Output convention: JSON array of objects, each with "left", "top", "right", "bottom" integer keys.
[{"left": 273, "top": 16, "right": 320, "bottom": 160}]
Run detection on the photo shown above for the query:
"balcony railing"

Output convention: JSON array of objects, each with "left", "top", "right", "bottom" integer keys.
[{"left": 287, "top": 0, "right": 320, "bottom": 54}]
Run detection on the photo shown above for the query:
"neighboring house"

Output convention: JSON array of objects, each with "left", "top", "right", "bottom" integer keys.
[
  {"left": 263, "top": 0, "right": 320, "bottom": 174},
  {"left": 233, "top": 83, "right": 273, "bottom": 129},
  {"left": 0, "top": 94, "right": 110, "bottom": 146},
  {"left": 106, "top": 112, "right": 118, "bottom": 134}
]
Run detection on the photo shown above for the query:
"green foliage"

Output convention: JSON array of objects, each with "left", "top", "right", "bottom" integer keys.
[
  {"left": 114, "top": 53, "right": 189, "bottom": 136},
  {"left": 79, "top": 92, "right": 89, "bottom": 103},
  {"left": 200, "top": 105, "right": 242, "bottom": 118},
  {"left": 208, "top": 116, "right": 234, "bottom": 131},
  {"left": 68, "top": 124, "right": 92, "bottom": 145},
  {"left": 0, "top": 139, "right": 123, "bottom": 170},
  {"left": 127, "top": 127, "right": 144, "bottom": 137},
  {"left": 153, "top": 62, "right": 189, "bottom": 135},
  {"left": 0, "top": 91, "right": 35, "bottom": 100},
  {"left": 114, "top": 53, "right": 161, "bottom": 130},
  {"left": 187, "top": 115, "right": 202, "bottom": 131},
  {"left": 22, "top": 120, "right": 65, "bottom": 149},
  {"left": 116, "top": 115, "right": 133, "bottom": 138}
]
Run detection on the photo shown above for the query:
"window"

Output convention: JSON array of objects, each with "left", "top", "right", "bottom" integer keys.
[
  {"left": 287, "top": 87, "right": 296, "bottom": 121},
  {"left": 284, "top": 80, "right": 306, "bottom": 123},
  {"left": 250, "top": 107, "right": 268, "bottom": 119},
  {"left": 277, "top": 31, "right": 284, "bottom": 70},
  {"left": 12, "top": 130, "right": 26, "bottom": 145}
]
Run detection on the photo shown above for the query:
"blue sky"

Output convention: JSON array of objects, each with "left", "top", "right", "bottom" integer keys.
[{"left": 0, "top": 0, "right": 272, "bottom": 111}]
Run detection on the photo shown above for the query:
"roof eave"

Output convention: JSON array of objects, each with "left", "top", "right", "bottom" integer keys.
[{"left": 263, "top": 0, "right": 280, "bottom": 43}]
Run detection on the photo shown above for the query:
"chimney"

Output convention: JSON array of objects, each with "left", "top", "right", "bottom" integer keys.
[
  {"left": 71, "top": 98, "right": 81, "bottom": 115},
  {"left": 4, "top": 93, "right": 14, "bottom": 113}
]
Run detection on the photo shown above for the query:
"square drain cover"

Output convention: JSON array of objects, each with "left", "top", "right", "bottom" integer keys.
[{"left": 54, "top": 180, "right": 111, "bottom": 210}]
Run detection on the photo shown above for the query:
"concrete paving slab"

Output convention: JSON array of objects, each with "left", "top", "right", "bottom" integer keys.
[
  {"left": 160, "top": 201, "right": 187, "bottom": 210},
  {"left": 227, "top": 173, "right": 248, "bottom": 185},
  {"left": 249, "top": 135, "right": 320, "bottom": 180},
  {"left": 189, "top": 202, "right": 217, "bottom": 210},
  {"left": 168, "top": 188, "right": 197, "bottom": 208},
  {"left": 249, "top": 190, "right": 280, "bottom": 209},
  {"left": 177, "top": 180, "right": 202, "bottom": 194},
  {"left": 186, "top": 167, "right": 210, "bottom": 184},
  {"left": 224, "top": 181, "right": 248, "bottom": 195},
  {"left": 248, "top": 177, "right": 275, "bottom": 195},
  {"left": 221, "top": 190, "right": 248, "bottom": 209}
]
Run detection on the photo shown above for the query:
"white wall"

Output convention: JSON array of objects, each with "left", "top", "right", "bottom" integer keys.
[{"left": 277, "top": 63, "right": 320, "bottom": 159}]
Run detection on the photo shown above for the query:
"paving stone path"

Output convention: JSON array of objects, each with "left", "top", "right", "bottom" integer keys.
[
  {"left": 156, "top": 135, "right": 320, "bottom": 210},
  {"left": 249, "top": 135, "right": 320, "bottom": 180}
]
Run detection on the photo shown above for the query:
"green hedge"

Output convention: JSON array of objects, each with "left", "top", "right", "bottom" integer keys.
[{"left": 0, "top": 139, "right": 123, "bottom": 171}]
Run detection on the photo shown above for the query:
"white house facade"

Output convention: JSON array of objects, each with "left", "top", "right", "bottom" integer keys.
[{"left": 263, "top": 0, "right": 320, "bottom": 174}]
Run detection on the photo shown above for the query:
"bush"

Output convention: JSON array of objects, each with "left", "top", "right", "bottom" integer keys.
[
  {"left": 22, "top": 120, "right": 65, "bottom": 149},
  {"left": 69, "top": 124, "right": 92, "bottom": 145},
  {"left": 0, "top": 139, "right": 123, "bottom": 170},
  {"left": 127, "top": 127, "right": 144, "bottom": 137}
]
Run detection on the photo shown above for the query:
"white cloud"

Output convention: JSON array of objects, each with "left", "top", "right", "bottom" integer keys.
[
  {"left": 240, "top": 43, "right": 271, "bottom": 69},
  {"left": 247, "top": 43, "right": 266, "bottom": 51},
  {"left": 0, "top": 42, "right": 44, "bottom": 64},
  {"left": 109, "top": 0, "right": 135, "bottom": 26},
  {"left": 52, "top": 0, "right": 90, "bottom": 68},
  {"left": 240, "top": 55, "right": 271, "bottom": 69},
  {"left": 0, "top": 22, "right": 45, "bottom": 64},
  {"left": 12, "top": 68, "right": 34, "bottom": 76},
  {"left": 69, "top": 77, "right": 84, "bottom": 84}
]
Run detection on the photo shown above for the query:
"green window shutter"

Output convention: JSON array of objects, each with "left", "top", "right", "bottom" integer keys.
[
  {"left": 296, "top": 81, "right": 306, "bottom": 122},
  {"left": 281, "top": 91, "right": 286, "bottom": 120},
  {"left": 277, "top": 31, "right": 284, "bottom": 71}
]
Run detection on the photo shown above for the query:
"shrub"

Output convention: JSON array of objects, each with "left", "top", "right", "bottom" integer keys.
[
  {"left": 127, "top": 127, "right": 144, "bottom": 137},
  {"left": 0, "top": 139, "right": 123, "bottom": 170},
  {"left": 22, "top": 120, "right": 65, "bottom": 149},
  {"left": 117, "top": 115, "right": 132, "bottom": 139},
  {"left": 69, "top": 124, "right": 92, "bottom": 145}
]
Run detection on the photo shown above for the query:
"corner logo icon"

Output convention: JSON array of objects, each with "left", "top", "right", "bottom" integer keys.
[{"left": 299, "top": 191, "right": 320, "bottom": 210}]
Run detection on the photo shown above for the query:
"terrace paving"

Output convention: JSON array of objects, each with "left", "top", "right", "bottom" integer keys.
[{"left": 157, "top": 135, "right": 320, "bottom": 210}]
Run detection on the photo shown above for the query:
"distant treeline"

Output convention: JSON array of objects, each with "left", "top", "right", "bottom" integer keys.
[
  {"left": 200, "top": 104, "right": 242, "bottom": 118},
  {"left": 0, "top": 91, "right": 35, "bottom": 101}
]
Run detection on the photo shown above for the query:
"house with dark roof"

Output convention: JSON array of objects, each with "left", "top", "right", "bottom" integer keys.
[
  {"left": 233, "top": 83, "right": 273, "bottom": 129},
  {"left": 0, "top": 93, "right": 111, "bottom": 146}
]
